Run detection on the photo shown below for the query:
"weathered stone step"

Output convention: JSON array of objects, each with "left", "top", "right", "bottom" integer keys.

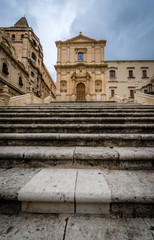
[
  {"left": 0, "top": 214, "right": 153, "bottom": 240},
  {"left": 1, "top": 168, "right": 153, "bottom": 216},
  {"left": 1, "top": 124, "right": 154, "bottom": 134},
  {"left": 0, "top": 117, "right": 154, "bottom": 124},
  {"left": 0, "top": 107, "right": 154, "bottom": 113},
  {"left": 0, "top": 146, "right": 153, "bottom": 169},
  {"left": 1, "top": 112, "right": 154, "bottom": 117},
  {"left": 0, "top": 133, "right": 154, "bottom": 147}
]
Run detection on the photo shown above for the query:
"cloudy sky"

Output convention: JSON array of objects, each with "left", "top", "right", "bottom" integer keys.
[{"left": 0, "top": 0, "right": 154, "bottom": 81}]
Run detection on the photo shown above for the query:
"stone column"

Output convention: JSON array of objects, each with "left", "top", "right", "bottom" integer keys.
[
  {"left": 100, "top": 44, "right": 104, "bottom": 62},
  {"left": 57, "top": 46, "right": 61, "bottom": 64},
  {"left": 0, "top": 85, "right": 11, "bottom": 105},
  {"left": 67, "top": 44, "right": 70, "bottom": 64},
  {"left": 92, "top": 44, "right": 95, "bottom": 63}
]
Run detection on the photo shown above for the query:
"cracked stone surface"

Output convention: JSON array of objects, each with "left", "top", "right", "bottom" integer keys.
[
  {"left": 0, "top": 213, "right": 66, "bottom": 240},
  {"left": 0, "top": 168, "right": 39, "bottom": 200},
  {"left": 0, "top": 214, "right": 153, "bottom": 240},
  {"left": 65, "top": 216, "right": 154, "bottom": 240},
  {"left": 103, "top": 170, "right": 154, "bottom": 202}
]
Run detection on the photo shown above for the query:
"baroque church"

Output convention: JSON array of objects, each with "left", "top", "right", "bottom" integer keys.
[{"left": 55, "top": 32, "right": 154, "bottom": 102}]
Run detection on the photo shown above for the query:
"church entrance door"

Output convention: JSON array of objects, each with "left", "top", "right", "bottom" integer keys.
[{"left": 76, "top": 83, "right": 85, "bottom": 101}]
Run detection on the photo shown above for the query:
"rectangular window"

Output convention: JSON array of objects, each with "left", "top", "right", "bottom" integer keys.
[
  {"left": 78, "top": 53, "right": 84, "bottom": 61},
  {"left": 111, "top": 89, "right": 115, "bottom": 98},
  {"left": 129, "top": 70, "right": 133, "bottom": 78},
  {"left": 142, "top": 70, "right": 147, "bottom": 78},
  {"left": 110, "top": 70, "right": 115, "bottom": 78},
  {"left": 130, "top": 89, "right": 134, "bottom": 98}
]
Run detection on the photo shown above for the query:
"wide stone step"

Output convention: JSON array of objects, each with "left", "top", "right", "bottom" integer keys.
[
  {"left": 0, "top": 117, "right": 154, "bottom": 125},
  {"left": 0, "top": 133, "right": 154, "bottom": 147},
  {"left": 1, "top": 124, "right": 154, "bottom": 134},
  {"left": 1, "top": 112, "right": 154, "bottom": 118},
  {"left": 0, "top": 146, "right": 153, "bottom": 169},
  {"left": 1, "top": 168, "right": 153, "bottom": 216},
  {"left": 0, "top": 108, "right": 154, "bottom": 113},
  {"left": 0, "top": 214, "right": 153, "bottom": 240}
]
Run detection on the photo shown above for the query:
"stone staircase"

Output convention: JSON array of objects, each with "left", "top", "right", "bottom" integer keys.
[{"left": 0, "top": 102, "right": 154, "bottom": 217}]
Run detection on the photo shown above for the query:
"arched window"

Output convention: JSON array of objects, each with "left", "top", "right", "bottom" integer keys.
[
  {"left": 31, "top": 71, "right": 34, "bottom": 77},
  {"left": 32, "top": 52, "right": 37, "bottom": 61},
  {"left": 19, "top": 76, "right": 23, "bottom": 86},
  {"left": 21, "top": 34, "right": 24, "bottom": 39},
  {"left": 33, "top": 39, "right": 37, "bottom": 47},
  {"left": 12, "top": 34, "right": 15, "bottom": 40},
  {"left": 109, "top": 70, "right": 115, "bottom": 78},
  {"left": 78, "top": 52, "right": 84, "bottom": 61},
  {"left": 2, "top": 63, "right": 9, "bottom": 75}
]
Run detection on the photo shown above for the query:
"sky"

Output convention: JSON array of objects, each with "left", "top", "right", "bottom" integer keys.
[{"left": 0, "top": 0, "right": 154, "bottom": 81}]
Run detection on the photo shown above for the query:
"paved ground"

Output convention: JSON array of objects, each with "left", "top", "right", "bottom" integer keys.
[{"left": 0, "top": 214, "right": 153, "bottom": 240}]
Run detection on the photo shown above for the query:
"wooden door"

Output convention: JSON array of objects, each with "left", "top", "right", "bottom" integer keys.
[{"left": 76, "top": 83, "right": 85, "bottom": 100}]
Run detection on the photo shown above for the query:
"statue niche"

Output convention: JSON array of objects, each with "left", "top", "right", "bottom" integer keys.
[
  {"left": 60, "top": 80, "right": 67, "bottom": 93},
  {"left": 95, "top": 80, "right": 102, "bottom": 92}
]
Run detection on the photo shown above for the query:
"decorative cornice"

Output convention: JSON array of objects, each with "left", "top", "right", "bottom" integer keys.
[
  {"left": 71, "top": 71, "right": 91, "bottom": 80},
  {"left": 55, "top": 63, "right": 108, "bottom": 70}
]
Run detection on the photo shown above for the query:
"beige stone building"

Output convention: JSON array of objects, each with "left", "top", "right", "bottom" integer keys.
[
  {"left": 55, "top": 33, "right": 154, "bottom": 101},
  {"left": 0, "top": 17, "right": 56, "bottom": 99},
  {"left": 0, "top": 29, "right": 29, "bottom": 96}
]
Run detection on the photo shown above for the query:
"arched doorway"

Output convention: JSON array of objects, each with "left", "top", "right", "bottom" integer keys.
[{"left": 76, "top": 83, "right": 85, "bottom": 101}]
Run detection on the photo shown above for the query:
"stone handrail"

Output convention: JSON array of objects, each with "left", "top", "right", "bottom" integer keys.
[
  {"left": 114, "top": 94, "right": 127, "bottom": 103},
  {"left": 135, "top": 92, "right": 154, "bottom": 105},
  {"left": 0, "top": 85, "right": 55, "bottom": 106}
]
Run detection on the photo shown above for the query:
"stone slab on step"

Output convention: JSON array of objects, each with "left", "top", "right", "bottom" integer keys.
[
  {"left": 65, "top": 216, "right": 154, "bottom": 240},
  {"left": 0, "top": 168, "right": 38, "bottom": 201},
  {"left": 114, "top": 147, "right": 154, "bottom": 160},
  {"left": 75, "top": 169, "right": 111, "bottom": 214},
  {"left": 0, "top": 214, "right": 154, "bottom": 240},
  {"left": 74, "top": 147, "right": 118, "bottom": 166},
  {"left": 18, "top": 168, "right": 77, "bottom": 213},
  {"left": 0, "top": 146, "right": 74, "bottom": 167},
  {"left": 0, "top": 168, "right": 154, "bottom": 215},
  {"left": 18, "top": 168, "right": 111, "bottom": 214},
  {"left": 103, "top": 170, "right": 154, "bottom": 203}
]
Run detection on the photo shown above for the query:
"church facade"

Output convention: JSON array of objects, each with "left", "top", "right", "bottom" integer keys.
[{"left": 55, "top": 33, "right": 154, "bottom": 101}]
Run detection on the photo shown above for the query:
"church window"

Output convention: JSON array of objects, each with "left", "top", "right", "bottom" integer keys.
[
  {"left": 21, "top": 34, "right": 24, "bottom": 39},
  {"left": 33, "top": 39, "right": 37, "bottom": 47},
  {"left": 130, "top": 89, "right": 134, "bottom": 98},
  {"left": 142, "top": 70, "right": 147, "bottom": 78},
  {"left": 31, "top": 71, "right": 34, "bottom": 77},
  {"left": 111, "top": 89, "right": 115, "bottom": 97},
  {"left": 129, "top": 70, "right": 133, "bottom": 78},
  {"left": 19, "top": 76, "right": 23, "bottom": 86},
  {"left": 32, "top": 52, "right": 37, "bottom": 61},
  {"left": 12, "top": 34, "right": 15, "bottom": 40},
  {"left": 78, "top": 52, "right": 84, "bottom": 61},
  {"left": 109, "top": 70, "right": 115, "bottom": 78},
  {"left": 2, "top": 63, "right": 9, "bottom": 75}
]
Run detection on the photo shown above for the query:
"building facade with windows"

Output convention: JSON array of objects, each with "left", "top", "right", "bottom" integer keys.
[
  {"left": 55, "top": 33, "right": 154, "bottom": 101},
  {"left": 0, "top": 17, "right": 56, "bottom": 99}
]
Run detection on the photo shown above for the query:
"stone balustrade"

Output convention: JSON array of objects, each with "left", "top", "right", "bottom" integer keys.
[{"left": 135, "top": 92, "right": 154, "bottom": 105}]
